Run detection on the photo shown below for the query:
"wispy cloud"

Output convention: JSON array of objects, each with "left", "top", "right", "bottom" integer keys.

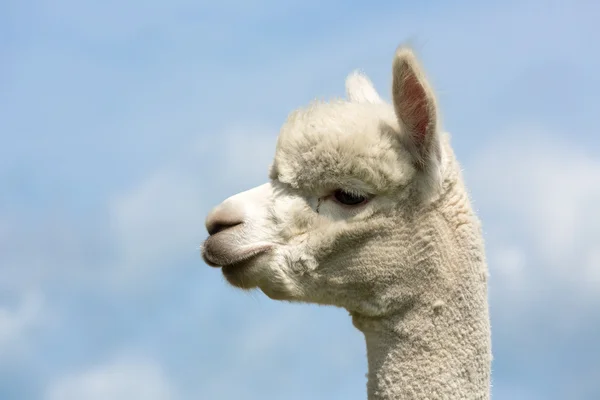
[
  {"left": 467, "top": 126, "right": 600, "bottom": 399},
  {"left": 45, "top": 356, "right": 175, "bottom": 400},
  {"left": 0, "top": 290, "right": 46, "bottom": 359},
  {"left": 469, "top": 127, "right": 600, "bottom": 304}
]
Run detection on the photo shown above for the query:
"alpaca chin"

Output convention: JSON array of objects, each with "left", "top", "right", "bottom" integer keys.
[{"left": 221, "top": 259, "right": 263, "bottom": 289}]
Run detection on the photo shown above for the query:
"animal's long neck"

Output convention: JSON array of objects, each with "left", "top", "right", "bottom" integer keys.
[
  {"left": 353, "top": 180, "right": 492, "bottom": 399},
  {"left": 356, "top": 299, "right": 490, "bottom": 400}
]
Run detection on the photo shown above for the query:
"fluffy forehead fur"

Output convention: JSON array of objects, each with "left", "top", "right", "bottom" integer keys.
[{"left": 270, "top": 100, "right": 417, "bottom": 196}]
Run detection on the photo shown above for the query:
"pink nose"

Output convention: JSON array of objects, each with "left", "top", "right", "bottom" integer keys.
[{"left": 205, "top": 201, "right": 245, "bottom": 235}]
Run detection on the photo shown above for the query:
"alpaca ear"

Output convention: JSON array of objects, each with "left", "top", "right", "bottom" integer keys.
[
  {"left": 391, "top": 47, "right": 441, "bottom": 172},
  {"left": 345, "top": 71, "right": 383, "bottom": 104}
]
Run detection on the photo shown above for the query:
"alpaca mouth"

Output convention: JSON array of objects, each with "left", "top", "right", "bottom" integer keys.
[{"left": 201, "top": 237, "right": 272, "bottom": 269}]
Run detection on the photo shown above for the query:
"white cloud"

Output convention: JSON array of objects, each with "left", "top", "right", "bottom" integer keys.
[
  {"left": 107, "top": 126, "right": 276, "bottom": 287},
  {"left": 45, "top": 357, "right": 174, "bottom": 400},
  {"left": 0, "top": 290, "right": 46, "bottom": 358},
  {"left": 197, "top": 302, "right": 365, "bottom": 400},
  {"left": 468, "top": 126, "right": 600, "bottom": 303},
  {"left": 109, "top": 168, "right": 205, "bottom": 270}
]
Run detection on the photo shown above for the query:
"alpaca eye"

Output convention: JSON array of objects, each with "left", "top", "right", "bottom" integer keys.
[{"left": 332, "top": 190, "right": 368, "bottom": 206}]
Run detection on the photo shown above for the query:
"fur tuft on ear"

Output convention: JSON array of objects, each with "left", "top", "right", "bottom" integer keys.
[
  {"left": 345, "top": 70, "right": 384, "bottom": 104},
  {"left": 391, "top": 46, "right": 443, "bottom": 198}
]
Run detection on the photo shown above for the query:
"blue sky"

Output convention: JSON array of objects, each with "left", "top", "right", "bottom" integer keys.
[{"left": 1, "top": 0, "right": 599, "bottom": 399}]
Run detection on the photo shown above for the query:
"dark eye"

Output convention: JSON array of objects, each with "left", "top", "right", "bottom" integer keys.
[{"left": 332, "top": 189, "right": 368, "bottom": 206}]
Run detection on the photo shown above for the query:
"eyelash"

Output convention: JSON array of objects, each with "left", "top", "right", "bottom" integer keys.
[
  {"left": 314, "top": 190, "right": 372, "bottom": 214},
  {"left": 332, "top": 189, "right": 370, "bottom": 206}
]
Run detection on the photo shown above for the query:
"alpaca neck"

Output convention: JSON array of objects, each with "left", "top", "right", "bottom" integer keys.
[
  {"left": 351, "top": 162, "right": 491, "bottom": 399},
  {"left": 353, "top": 298, "right": 491, "bottom": 400}
]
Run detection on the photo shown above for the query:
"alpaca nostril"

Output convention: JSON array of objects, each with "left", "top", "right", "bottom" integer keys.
[
  {"left": 207, "top": 220, "right": 242, "bottom": 236},
  {"left": 205, "top": 205, "right": 244, "bottom": 235},
  {"left": 205, "top": 198, "right": 246, "bottom": 236}
]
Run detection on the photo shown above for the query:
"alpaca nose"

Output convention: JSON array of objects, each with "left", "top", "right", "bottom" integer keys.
[{"left": 205, "top": 202, "right": 244, "bottom": 236}]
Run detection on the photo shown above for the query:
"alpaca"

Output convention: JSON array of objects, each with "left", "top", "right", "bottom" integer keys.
[{"left": 201, "top": 45, "right": 492, "bottom": 399}]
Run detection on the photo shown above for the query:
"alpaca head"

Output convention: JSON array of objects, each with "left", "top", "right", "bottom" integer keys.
[{"left": 202, "top": 47, "right": 453, "bottom": 317}]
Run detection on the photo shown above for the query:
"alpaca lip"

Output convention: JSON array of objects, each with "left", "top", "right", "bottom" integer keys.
[{"left": 201, "top": 238, "right": 272, "bottom": 268}]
